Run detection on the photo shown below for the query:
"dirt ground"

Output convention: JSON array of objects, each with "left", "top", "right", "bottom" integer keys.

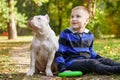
[
  {"left": 10, "top": 44, "right": 30, "bottom": 73},
  {"left": 9, "top": 44, "right": 118, "bottom": 80}
]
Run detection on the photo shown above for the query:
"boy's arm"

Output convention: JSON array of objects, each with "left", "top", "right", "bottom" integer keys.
[
  {"left": 55, "top": 31, "right": 68, "bottom": 72},
  {"left": 89, "top": 34, "right": 102, "bottom": 59},
  {"left": 55, "top": 51, "right": 66, "bottom": 72},
  {"left": 89, "top": 42, "right": 102, "bottom": 59}
]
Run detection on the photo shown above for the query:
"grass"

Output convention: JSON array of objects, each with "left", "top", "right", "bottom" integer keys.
[
  {"left": 0, "top": 36, "right": 120, "bottom": 80},
  {"left": 94, "top": 38, "right": 120, "bottom": 61}
]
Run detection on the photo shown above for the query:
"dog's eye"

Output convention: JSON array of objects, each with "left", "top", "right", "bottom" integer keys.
[{"left": 38, "top": 17, "right": 41, "bottom": 20}]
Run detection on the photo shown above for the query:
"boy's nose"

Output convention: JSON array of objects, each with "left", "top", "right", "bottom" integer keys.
[{"left": 72, "top": 17, "right": 77, "bottom": 20}]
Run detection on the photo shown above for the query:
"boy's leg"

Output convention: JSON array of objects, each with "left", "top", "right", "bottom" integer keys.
[
  {"left": 98, "top": 58, "right": 120, "bottom": 66},
  {"left": 67, "top": 59, "right": 92, "bottom": 74},
  {"left": 67, "top": 59, "right": 120, "bottom": 75},
  {"left": 89, "top": 59, "right": 120, "bottom": 74}
]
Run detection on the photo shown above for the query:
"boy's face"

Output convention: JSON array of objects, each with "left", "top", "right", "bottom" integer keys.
[{"left": 70, "top": 9, "right": 89, "bottom": 31}]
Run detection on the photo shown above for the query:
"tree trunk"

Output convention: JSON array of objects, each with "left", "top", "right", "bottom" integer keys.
[
  {"left": 57, "top": 0, "right": 62, "bottom": 34},
  {"left": 8, "top": 0, "right": 17, "bottom": 39},
  {"left": 83, "top": 0, "right": 96, "bottom": 18}
]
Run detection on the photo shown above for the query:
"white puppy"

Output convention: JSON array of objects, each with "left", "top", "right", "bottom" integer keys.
[{"left": 26, "top": 14, "right": 58, "bottom": 76}]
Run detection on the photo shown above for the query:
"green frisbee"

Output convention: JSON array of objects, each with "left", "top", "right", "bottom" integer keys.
[{"left": 58, "top": 71, "right": 82, "bottom": 77}]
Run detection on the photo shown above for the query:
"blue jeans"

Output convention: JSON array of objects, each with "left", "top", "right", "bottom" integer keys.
[{"left": 67, "top": 58, "right": 120, "bottom": 75}]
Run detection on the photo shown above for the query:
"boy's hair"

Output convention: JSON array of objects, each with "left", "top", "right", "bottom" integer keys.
[{"left": 72, "top": 6, "right": 90, "bottom": 16}]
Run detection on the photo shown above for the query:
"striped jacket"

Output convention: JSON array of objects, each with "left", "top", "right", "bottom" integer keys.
[{"left": 55, "top": 28, "right": 100, "bottom": 72}]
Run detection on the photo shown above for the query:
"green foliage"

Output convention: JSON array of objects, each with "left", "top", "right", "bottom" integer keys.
[
  {"left": 0, "top": 0, "right": 9, "bottom": 32},
  {"left": 16, "top": 0, "right": 84, "bottom": 35},
  {"left": 33, "top": 0, "right": 49, "bottom": 6},
  {"left": 87, "top": 0, "right": 120, "bottom": 38},
  {"left": 0, "top": 0, "right": 28, "bottom": 34},
  {"left": 14, "top": 1, "right": 28, "bottom": 29},
  {"left": 87, "top": 0, "right": 107, "bottom": 38},
  {"left": 47, "top": 0, "right": 83, "bottom": 34},
  {"left": 105, "top": 0, "right": 120, "bottom": 36},
  {"left": 0, "top": 0, "right": 120, "bottom": 37},
  {"left": 14, "top": 12, "right": 27, "bottom": 28}
]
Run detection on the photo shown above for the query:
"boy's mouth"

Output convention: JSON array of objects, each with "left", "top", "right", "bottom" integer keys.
[
  {"left": 72, "top": 21, "right": 78, "bottom": 24},
  {"left": 72, "top": 22, "right": 78, "bottom": 26}
]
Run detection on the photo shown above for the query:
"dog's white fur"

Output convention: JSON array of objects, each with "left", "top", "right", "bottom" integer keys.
[{"left": 26, "top": 14, "right": 58, "bottom": 76}]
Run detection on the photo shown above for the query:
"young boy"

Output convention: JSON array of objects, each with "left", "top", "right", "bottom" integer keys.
[{"left": 55, "top": 6, "right": 120, "bottom": 75}]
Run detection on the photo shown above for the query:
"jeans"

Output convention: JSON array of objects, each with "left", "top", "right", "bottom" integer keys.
[{"left": 67, "top": 58, "right": 120, "bottom": 75}]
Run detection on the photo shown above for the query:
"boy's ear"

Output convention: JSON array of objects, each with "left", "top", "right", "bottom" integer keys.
[
  {"left": 45, "top": 14, "right": 50, "bottom": 23},
  {"left": 86, "top": 18, "right": 89, "bottom": 24},
  {"left": 84, "top": 18, "right": 89, "bottom": 26}
]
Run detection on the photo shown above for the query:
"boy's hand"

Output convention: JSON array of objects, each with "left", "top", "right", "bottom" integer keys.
[{"left": 64, "top": 70, "right": 71, "bottom": 72}]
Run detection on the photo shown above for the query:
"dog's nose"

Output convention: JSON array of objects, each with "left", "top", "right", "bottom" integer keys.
[
  {"left": 28, "top": 17, "right": 33, "bottom": 27},
  {"left": 28, "top": 17, "right": 33, "bottom": 23}
]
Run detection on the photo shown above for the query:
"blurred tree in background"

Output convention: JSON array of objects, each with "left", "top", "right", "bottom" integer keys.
[
  {"left": 105, "top": 0, "right": 120, "bottom": 37},
  {"left": 8, "top": 0, "right": 17, "bottom": 39},
  {"left": 87, "top": 0, "right": 106, "bottom": 38},
  {"left": 0, "top": 0, "right": 120, "bottom": 39},
  {"left": 88, "top": 0, "right": 120, "bottom": 38},
  {"left": 0, "top": 0, "right": 27, "bottom": 39}
]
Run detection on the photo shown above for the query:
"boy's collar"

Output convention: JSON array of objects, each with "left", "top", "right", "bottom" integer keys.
[{"left": 68, "top": 27, "right": 89, "bottom": 33}]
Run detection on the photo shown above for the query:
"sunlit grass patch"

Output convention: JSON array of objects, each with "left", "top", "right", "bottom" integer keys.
[
  {"left": 94, "top": 38, "right": 120, "bottom": 61},
  {"left": 0, "top": 36, "right": 32, "bottom": 75},
  {"left": 0, "top": 36, "right": 33, "bottom": 43},
  {"left": 0, "top": 55, "right": 17, "bottom": 74}
]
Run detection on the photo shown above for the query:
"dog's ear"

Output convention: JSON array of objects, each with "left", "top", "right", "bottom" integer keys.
[{"left": 45, "top": 14, "right": 50, "bottom": 23}]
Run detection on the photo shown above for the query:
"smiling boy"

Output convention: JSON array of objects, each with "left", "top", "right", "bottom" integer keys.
[{"left": 55, "top": 6, "right": 120, "bottom": 75}]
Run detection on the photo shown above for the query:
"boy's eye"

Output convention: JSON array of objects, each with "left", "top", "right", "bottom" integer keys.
[
  {"left": 71, "top": 15, "right": 81, "bottom": 19},
  {"left": 71, "top": 15, "right": 74, "bottom": 18},
  {"left": 76, "top": 15, "right": 81, "bottom": 18}
]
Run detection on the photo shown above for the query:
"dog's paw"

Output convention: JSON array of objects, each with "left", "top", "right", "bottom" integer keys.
[
  {"left": 46, "top": 69, "right": 53, "bottom": 77},
  {"left": 26, "top": 69, "right": 35, "bottom": 76}
]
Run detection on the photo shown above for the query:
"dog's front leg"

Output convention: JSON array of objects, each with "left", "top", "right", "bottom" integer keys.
[
  {"left": 27, "top": 50, "right": 36, "bottom": 76},
  {"left": 45, "top": 51, "right": 55, "bottom": 76}
]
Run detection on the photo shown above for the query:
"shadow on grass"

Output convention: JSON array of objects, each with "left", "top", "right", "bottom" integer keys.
[
  {"left": 0, "top": 73, "right": 26, "bottom": 80},
  {"left": 0, "top": 73, "right": 43, "bottom": 80},
  {"left": 0, "top": 72, "right": 120, "bottom": 80},
  {"left": 0, "top": 73, "right": 61, "bottom": 80}
]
